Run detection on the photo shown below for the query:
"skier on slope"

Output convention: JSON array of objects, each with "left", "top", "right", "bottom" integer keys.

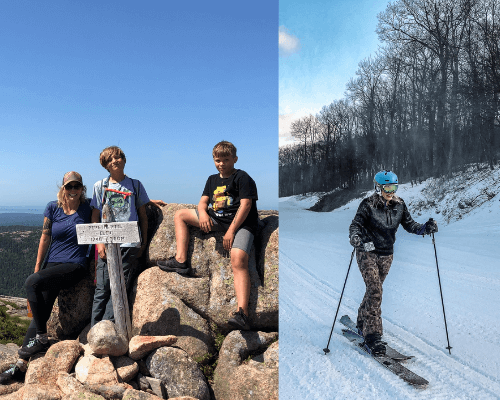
[{"left": 348, "top": 170, "right": 438, "bottom": 356}]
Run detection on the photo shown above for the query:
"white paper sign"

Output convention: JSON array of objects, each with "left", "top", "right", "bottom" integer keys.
[{"left": 76, "top": 222, "right": 140, "bottom": 244}]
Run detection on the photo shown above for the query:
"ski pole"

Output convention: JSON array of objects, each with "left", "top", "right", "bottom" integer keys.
[
  {"left": 432, "top": 232, "right": 452, "bottom": 354},
  {"left": 323, "top": 248, "right": 356, "bottom": 355}
]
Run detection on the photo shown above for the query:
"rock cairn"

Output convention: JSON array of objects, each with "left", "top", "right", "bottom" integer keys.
[{"left": 0, "top": 203, "right": 278, "bottom": 400}]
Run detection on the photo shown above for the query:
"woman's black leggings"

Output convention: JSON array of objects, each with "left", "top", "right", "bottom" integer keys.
[{"left": 22, "top": 262, "right": 87, "bottom": 349}]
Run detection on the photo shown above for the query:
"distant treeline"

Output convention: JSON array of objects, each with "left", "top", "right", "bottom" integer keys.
[
  {"left": 0, "top": 213, "right": 44, "bottom": 227},
  {"left": 0, "top": 226, "right": 41, "bottom": 297},
  {"left": 280, "top": 0, "right": 500, "bottom": 197}
]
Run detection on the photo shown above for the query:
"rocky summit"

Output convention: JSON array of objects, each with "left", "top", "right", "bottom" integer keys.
[{"left": 0, "top": 203, "right": 278, "bottom": 400}]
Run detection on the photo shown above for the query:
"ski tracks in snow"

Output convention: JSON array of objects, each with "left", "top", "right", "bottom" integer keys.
[{"left": 280, "top": 248, "right": 500, "bottom": 399}]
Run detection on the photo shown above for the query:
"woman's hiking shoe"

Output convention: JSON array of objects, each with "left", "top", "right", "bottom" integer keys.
[
  {"left": 18, "top": 336, "right": 50, "bottom": 359},
  {"left": 363, "top": 333, "right": 386, "bottom": 356},
  {"left": 0, "top": 364, "right": 26, "bottom": 385},
  {"left": 158, "top": 257, "right": 192, "bottom": 276},
  {"left": 228, "top": 308, "right": 250, "bottom": 331}
]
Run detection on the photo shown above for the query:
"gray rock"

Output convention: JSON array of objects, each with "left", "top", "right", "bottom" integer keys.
[
  {"left": 251, "top": 213, "right": 279, "bottom": 330},
  {"left": 263, "top": 340, "right": 279, "bottom": 368},
  {"left": 0, "top": 295, "right": 29, "bottom": 317},
  {"left": 110, "top": 355, "right": 139, "bottom": 382},
  {"left": 0, "top": 392, "right": 18, "bottom": 400},
  {"left": 145, "top": 376, "right": 167, "bottom": 399},
  {"left": 146, "top": 346, "right": 210, "bottom": 400},
  {"left": 213, "top": 331, "right": 278, "bottom": 400},
  {"left": 146, "top": 205, "right": 278, "bottom": 331},
  {"left": 62, "top": 391, "right": 106, "bottom": 400},
  {"left": 25, "top": 340, "right": 83, "bottom": 387},
  {"left": 87, "top": 320, "right": 128, "bottom": 357},
  {"left": 0, "top": 343, "right": 20, "bottom": 376},
  {"left": 0, "top": 381, "right": 23, "bottom": 397},
  {"left": 130, "top": 277, "right": 212, "bottom": 360},
  {"left": 137, "top": 373, "right": 151, "bottom": 391},
  {"left": 15, "top": 383, "right": 63, "bottom": 400},
  {"left": 0, "top": 343, "right": 19, "bottom": 357},
  {"left": 122, "top": 388, "right": 165, "bottom": 399},
  {"left": 56, "top": 371, "right": 84, "bottom": 395},
  {"left": 128, "top": 335, "right": 177, "bottom": 361},
  {"left": 75, "top": 355, "right": 119, "bottom": 386},
  {"left": 47, "top": 267, "right": 95, "bottom": 340},
  {"left": 83, "top": 383, "right": 130, "bottom": 399}
]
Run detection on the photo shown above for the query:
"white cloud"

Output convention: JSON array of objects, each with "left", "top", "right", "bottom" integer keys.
[
  {"left": 279, "top": 26, "right": 300, "bottom": 57},
  {"left": 279, "top": 108, "right": 319, "bottom": 147},
  {"left": 279, "top": 113, "right": 296, "bottom": 147}
]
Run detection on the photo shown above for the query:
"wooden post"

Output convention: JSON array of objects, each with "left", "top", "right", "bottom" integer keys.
[
  {"left": 76, "top": 211, "right": 140, "bottom": 341},
  {"left": 101, "top": 203, "right": 132, "bottom": 340}
]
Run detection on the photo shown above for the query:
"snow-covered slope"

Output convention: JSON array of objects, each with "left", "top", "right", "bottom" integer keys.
[{"left": 279, "top": 168, "right": 500, "bottom": 399}]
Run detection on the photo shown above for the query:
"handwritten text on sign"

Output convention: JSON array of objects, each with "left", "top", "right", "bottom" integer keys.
[{"left": 76, "top": 222, "right": 140, "bottom": 244}]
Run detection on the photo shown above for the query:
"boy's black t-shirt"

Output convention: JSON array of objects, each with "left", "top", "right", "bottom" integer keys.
[{"left": 202, "top": 169, "right": 259, "bottom": 234}]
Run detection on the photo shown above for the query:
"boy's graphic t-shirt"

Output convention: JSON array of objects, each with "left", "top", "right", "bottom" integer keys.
[
  {"left": 202, "top": 169, "right": 259, "bottom": 234},
  {"left": 90, "top": 176, "right": 150, "bottom": 247}
]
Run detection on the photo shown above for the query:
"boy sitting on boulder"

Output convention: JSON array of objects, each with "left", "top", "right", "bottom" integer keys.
[{"left": 159, "top": 141, "right": 258, "bottom": 331}]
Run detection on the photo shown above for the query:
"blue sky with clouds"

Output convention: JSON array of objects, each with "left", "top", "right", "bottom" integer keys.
[
  {"left": 279, "top": 0, "right": 389, "bottom": 145},
  {"left": 0, "top": 1, "right": 278, "bottom": 210}
]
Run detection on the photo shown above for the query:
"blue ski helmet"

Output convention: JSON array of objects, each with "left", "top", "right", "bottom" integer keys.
[{"left": 374, "top": 170, "right": 398, "bottom": 191}]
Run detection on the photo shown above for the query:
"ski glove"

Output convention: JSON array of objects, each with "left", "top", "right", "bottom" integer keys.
[
  {"left": 417, "top": 218, "right": 438, "bottom": 235},
  {"left": 349, "top": 235, "right": 363, "bottom": 250},
  {"left": 424, "top": 218, "right": 438, "bottom": 235}
]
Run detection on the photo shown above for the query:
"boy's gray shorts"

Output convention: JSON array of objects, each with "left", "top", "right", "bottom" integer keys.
[{"left": 195, "top": 210, "right": 254, "bottom": 255}]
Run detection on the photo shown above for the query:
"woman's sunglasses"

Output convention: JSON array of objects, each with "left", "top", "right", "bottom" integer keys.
[{"left": 64, "top": 183, "right": 83, "bottom": 190}]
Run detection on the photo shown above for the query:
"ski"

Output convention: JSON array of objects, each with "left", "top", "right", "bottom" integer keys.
[
  {"left": 339, "top": 315, "right": 413, "bottom": 361},
  {"left": 345, "top": 334, "right": 429, "bottom": 387},
  {"left": 339, "top": 316, "right": 428, "bottom": 387}
]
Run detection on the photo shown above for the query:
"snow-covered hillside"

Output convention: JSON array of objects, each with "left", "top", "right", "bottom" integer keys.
[{"left": 279, "top": 167, "right": 500, "bottom": 399}]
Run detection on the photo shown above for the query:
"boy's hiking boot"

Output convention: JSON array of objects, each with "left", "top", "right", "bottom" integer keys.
[
  {"left": 0, "top": 363, "right": 26, "bottom": 385},
  {"left": 18, "top": 336, "right": 50, "bottom": 359},
  {"left": 158, "top": 257, "right": 192, "bottom": 276},
  {"left": 228, "top": 308, "right": 250, "bottom": 331},
  {"left": 363, "top": 333, "right": 386, "bottom": 356}
]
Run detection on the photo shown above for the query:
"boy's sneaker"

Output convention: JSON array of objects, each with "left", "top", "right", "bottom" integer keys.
[
  {"left": 0, "top": 364, "right": 26, "bottom": 385},
  {"left": 363, "top": 333, "right": 386, "bottom": 356},
  {"left": 18, "top": 336, "right": 50, "bottom": 359},
  {"left": 158, "top": 257, "right": 192, "bottom": 276},
  {"left": 228, "top": 308, "right": 250, "bottom": 331}
]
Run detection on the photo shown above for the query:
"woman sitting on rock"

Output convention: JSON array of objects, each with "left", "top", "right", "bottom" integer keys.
[{"left": 0, "top": 171, "right": 92, "bottom": 385}]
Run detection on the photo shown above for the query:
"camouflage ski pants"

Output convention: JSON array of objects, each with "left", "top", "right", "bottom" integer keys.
[{"left": 356, "top": 251, "right": 394, "bottom": 336}]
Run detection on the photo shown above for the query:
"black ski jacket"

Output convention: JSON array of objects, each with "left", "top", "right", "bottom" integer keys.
[{"left": 349, "top": 193, "right": 424, "bottom": 255}]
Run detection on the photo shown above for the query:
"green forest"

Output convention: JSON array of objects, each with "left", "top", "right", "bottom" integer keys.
[
  {"left": 0, "top": 303, "right": 30, "bottom": 346},
  {"left": 0, "top": 226, "right": 41, "bottom": 297}
]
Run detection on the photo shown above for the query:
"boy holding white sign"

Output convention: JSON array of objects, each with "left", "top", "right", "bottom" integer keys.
[{"left": 90, "top": 146, "right": 160, "bottom": 326}]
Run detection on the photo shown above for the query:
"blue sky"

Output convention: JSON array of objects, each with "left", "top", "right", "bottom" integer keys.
[
  {"left": 279, "top": 0, "right": 389, "bottom": 145},
  {"left": 0, "top": 1, "right": 278, "bottom": 210}
]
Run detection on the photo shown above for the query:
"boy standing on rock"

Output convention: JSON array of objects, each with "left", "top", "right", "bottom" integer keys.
[
  {"left": 90, "top": 146, "right": 165, "bottom": 326},
  {"left": 159, "top": 141, "right": 259, "bottom": 331}
]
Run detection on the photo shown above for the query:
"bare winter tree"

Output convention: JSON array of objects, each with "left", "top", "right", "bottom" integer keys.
[{"left": 279, "top": 0, "right": 499, "bottom": 197}]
